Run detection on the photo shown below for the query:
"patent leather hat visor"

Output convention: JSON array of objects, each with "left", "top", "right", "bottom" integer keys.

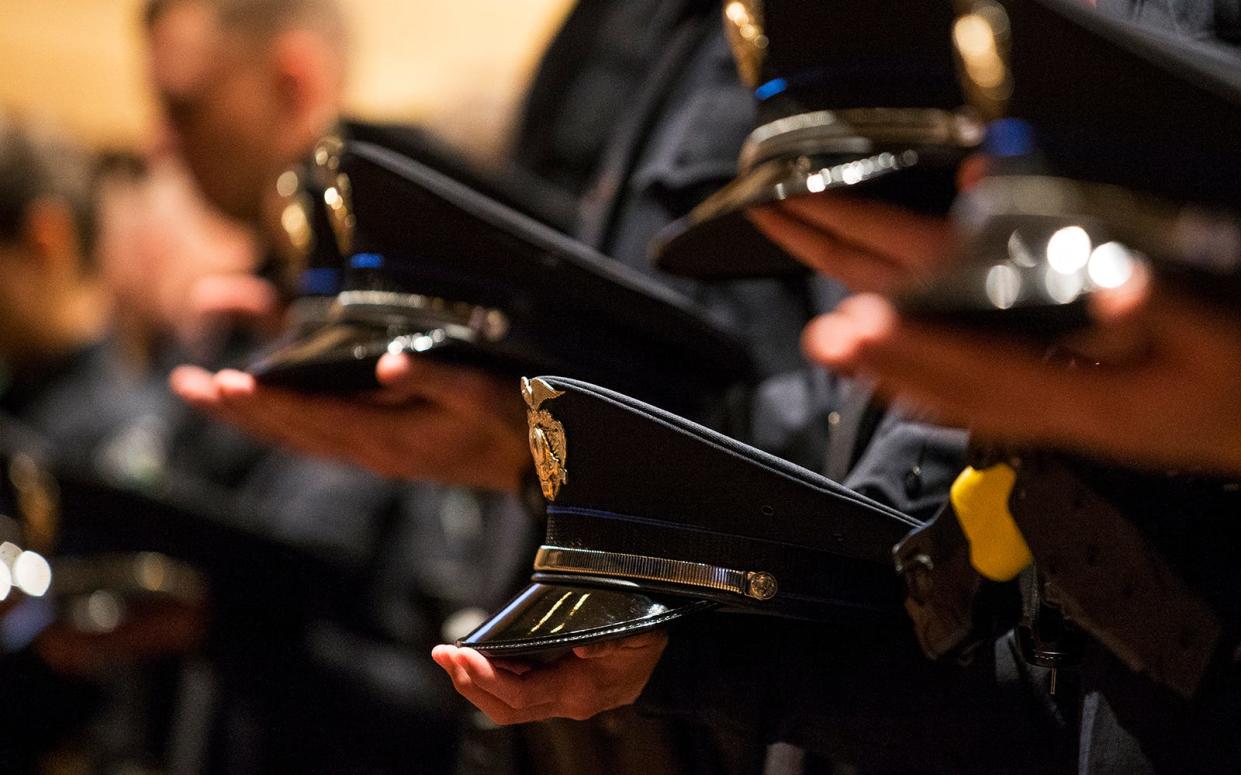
[
  {"left": 458, "top": 579, "right": 715, "bottom": 659},
  {"left": 246, "top": 321, "right": 392, "bottom": 393},
  {"left": 653, "top": 147, "right": 963, "bottom": 278},
  {"left": 246, "top": 285, "right": 510, "bottom": 393}
]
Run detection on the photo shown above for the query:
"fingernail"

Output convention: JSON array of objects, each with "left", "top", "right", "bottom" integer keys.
[
  {"left": 169, "top": 366, "right": 211, "bottom": 402},
  {"left": 376, "top": 351, "right": 414, "bottom": 385},
  {"left": 802, "top": 315, "right": 853, "bottom": 365},
  {"left": 216, "top": 370, "right": 255, "bottom": 397}
]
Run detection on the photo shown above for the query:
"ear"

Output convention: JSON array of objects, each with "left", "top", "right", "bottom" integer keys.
[
  {"left": 269, "top": 30, "right": 341, "bottom": 135},
  {"left": 21, "top": 198, "right": 83, "bottom": 273}
]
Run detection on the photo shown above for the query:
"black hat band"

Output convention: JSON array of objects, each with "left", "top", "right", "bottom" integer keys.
[{"left": 538, "top": 506, "right": 908, "bottom": 614}]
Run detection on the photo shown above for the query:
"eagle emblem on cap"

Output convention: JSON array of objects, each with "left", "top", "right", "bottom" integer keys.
[{"left": 522, "top": 377, "right": 568, "bottom": 501}]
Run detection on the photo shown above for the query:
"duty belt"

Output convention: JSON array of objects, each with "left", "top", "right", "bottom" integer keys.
[{"left": 896, "top": 448, "right": 1224, "bottom": 700}]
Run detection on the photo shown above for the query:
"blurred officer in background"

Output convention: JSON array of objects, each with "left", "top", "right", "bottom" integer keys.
[
  {"left": 0, "top": 112, "right": 161, "bottom": 472},
  {"left": 144, "top": 0, "right": 345, "bottom": 228},
  {"left": 140, "top": 1, "right": 537, "bottom": 773},
  {"left": 0, "top": 108, "right": 198, "bottom": 774}
]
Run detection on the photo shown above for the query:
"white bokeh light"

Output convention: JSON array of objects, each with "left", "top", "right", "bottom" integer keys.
[
  {"left": 1046, "top": 226, "right": 1093, "bottom": 275},
  {"left": 1087, "top": 241, "right": 1137, "bottom": 289},
  {"left": 986, "top": 264, "right": 1022, "bottom": 309},
  {"left": 14, "top": 551, "right": 51, "bottom": 597}
]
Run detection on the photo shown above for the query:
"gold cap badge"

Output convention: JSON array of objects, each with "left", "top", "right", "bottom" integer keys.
[
  {"left": 724, "top": 1, "right": 768, "bottom": 88},
  {"left": 522, "top": 377, "right": 567, "bottom": 501}
]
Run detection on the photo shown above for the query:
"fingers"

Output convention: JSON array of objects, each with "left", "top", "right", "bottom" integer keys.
[
  {"left": 169, "top": 365, "right": 223, "bottom": 407},
  {"left": 572, "top": 629, "right": 667, "bottom": 659},
  {"left": 376, "top": 353, "right": 521, "bottom": 418},
  {"left": 431, "top": 638, "right": 664, "bottom": 726},
  {"left": 747, "top": 206, "right": 908, "bottom": 293},
  {"left": 1089, "top": 262, "right": 1152, "bottom": 325},
  {"left": 173, "top": 366, "right": 384, "bottom": 461},
  {"left": 375, "top": 351, "right": 417, "bottom": 390},
  {"left": 431, "top": 647, "right": 561, "bottom": 725},
  {"left": 449, "top": 647, "right": 571, "bottom": 710},
  {"left": 213, "top": 368, "right": 259, "bottom": 399},
  {"left": 799, "top": 293, "right": 899, "bottom": 368},
  {"left": 776, "top": 196, "right": 957, "bottom": 279},
  {"left": 801, "top": 298, "right": 1121, "bottom": 446}
]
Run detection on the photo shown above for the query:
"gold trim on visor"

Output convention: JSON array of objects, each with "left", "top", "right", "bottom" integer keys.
[
  {"left": 740, "top": 107, "right": 985, "bottom": 172},
  {"left": 335, "top": 290, "right": 510, "bottom": 343},
  {"left": 534, "top": 545, "right": 779, "bottom": 602}
]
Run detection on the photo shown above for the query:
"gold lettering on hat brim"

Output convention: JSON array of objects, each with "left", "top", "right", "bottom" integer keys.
[{"left": 522, "top": 377, "right": 568, "bottom": 501}]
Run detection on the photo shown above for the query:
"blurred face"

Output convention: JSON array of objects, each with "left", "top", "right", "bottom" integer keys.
[
  {"left": 94, "top": 159, "right": 258, "bottom": 345},
  {"left": 0, "top": 201, "right": 96, "bottom": 364},
  {"left": 0, "top": 240, "right": 42, "bottom": 353},
  {"left": 147, "top": 2, "right": 282, "bottom": 222}
]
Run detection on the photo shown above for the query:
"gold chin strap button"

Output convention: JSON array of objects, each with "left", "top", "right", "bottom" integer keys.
[{"left": 745, "top": 571, "right": 778, "bottom": 601}]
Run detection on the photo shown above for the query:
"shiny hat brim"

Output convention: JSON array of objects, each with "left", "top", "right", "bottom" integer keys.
[
  {"left": 245, "top": 320, "right": 396, "bottom": 393},
  {"left": 652, "top": 150, "right": 960, "bottom": 279},
  {"left": 457, "top": 579, "right": 715, "bottom": 660}
]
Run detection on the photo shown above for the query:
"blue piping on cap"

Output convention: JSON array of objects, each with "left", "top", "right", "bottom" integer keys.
[
  {"left": 298, "top": 267, "right": 342, "bottom": 296},
  {"left": 754, "top": 77, "right": 788, "bottom": 101},
  {"left": 350, "top": 253, "right": 384, "bottom": 270},
  {"left": 984, "top": 118, "right": 1036, "bottom": 158}
]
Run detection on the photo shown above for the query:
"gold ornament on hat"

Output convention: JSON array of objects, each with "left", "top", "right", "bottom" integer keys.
[
  {"left": 522, "top": 377, "right": 568, "bottom": 501},
  {"left": 313, "top": 134, "right": 356, "bottom": 256},
  {"left": 724, "top": 0, "right": 768, "bottom": 88},
  {"left": 952, "top": 0, "right": 1012, "bottom": 121}
]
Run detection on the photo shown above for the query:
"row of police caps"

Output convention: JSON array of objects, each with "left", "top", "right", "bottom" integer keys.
[{"left": 231, "top": 0, "right": 1238, "bottom": 656}]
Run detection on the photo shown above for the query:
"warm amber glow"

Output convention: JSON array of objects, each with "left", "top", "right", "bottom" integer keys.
[
  {"left": 954, "top": 12, "right": 1008, "bottom": 91},
  {"left": 0, "top": 0, "right": 574, "bottom": 160}
]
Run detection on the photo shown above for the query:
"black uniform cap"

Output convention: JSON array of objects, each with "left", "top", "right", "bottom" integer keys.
[
  {"left": 247, "top": 138, "right": 755, "bottom": 411},
  {"left": 969, "top": 0, "right": 1241, "bottom": 209},
  {"left": 257, "top": 121, "right": 590, "bottom": 393},
  {"left": 898, "top": 0, "right": 1241, "bottom": 328},
  {"left": 459, "top": 376, "right": 919, "bottom": 659},
  {"left": 652, "top": 0, "right": 979, "bottom": 279}
]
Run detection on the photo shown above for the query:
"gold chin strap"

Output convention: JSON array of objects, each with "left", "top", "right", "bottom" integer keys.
[
  {"left": 740, "top": 107, "right": 984, "bottom": 172},
  {"left": 534, "top": 545, "right": 778, "bottom": 602}
]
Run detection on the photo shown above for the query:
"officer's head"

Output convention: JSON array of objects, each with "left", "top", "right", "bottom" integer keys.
[
  {"left": 0, "top": 111, "right": 106, "bottom": 365},
  {"left": 143, "top": 0, "right": 347, "bottom": 223}
]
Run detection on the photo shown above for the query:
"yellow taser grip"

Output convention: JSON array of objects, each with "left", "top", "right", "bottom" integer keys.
[{"left": 950, "top": 464, "right": 1033, "bottom": 582}]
